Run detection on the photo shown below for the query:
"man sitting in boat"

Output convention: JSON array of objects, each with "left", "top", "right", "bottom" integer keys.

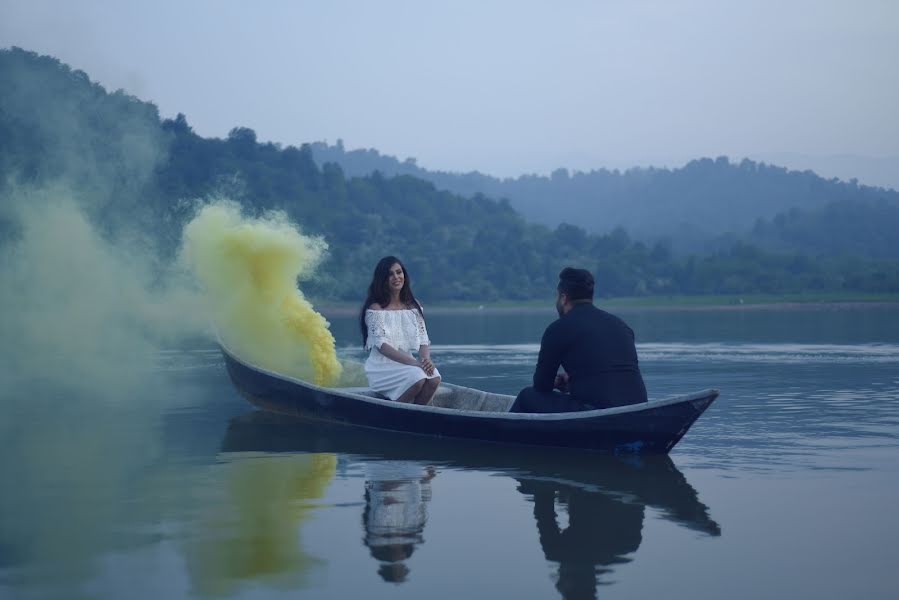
[{"left": 510, "top": 267, "right": 648, "bottom": 413}]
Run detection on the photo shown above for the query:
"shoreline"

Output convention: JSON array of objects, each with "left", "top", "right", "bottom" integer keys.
[{"left": 314, "top": 296, "right": 899, "bottom": 316}]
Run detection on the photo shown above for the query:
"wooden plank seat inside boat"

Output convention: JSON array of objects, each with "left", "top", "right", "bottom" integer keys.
[{"left": 332, "top": 385, "right": 517, "bottom": 413}]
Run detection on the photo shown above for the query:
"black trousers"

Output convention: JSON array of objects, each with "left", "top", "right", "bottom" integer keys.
[{"left": 510, "top": 387, "right": 596, "bottom": 413}]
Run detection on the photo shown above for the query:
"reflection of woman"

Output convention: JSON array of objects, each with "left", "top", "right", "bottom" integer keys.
[
  {"left": 360, "top": 256, "right": 441, "bottom": 404},
  {"left": 362, "top": 461, "right": 436, "bottom": 583}
]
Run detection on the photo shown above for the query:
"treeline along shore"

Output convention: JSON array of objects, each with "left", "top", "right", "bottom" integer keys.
[
  {"left": 2, "top": 47, "right": 899, "bottom": 304},
  {"left": 313, "top": 294, "right": 899, "bottom": 317}
]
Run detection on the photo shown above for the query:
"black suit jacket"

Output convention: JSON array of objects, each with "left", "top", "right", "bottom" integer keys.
[{"left": 533, "top": 303, "right": 647, "bottom": 408}]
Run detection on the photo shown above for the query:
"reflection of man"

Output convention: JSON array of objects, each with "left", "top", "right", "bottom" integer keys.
[
  {"left": 517, "top": 479, "right": 643, "bottom": 600},
  {"left": 511, "top": 267, "right": 648, "bottom": 413},
  {"left": 362, "top": 462, "right": 435, "bottom": 583}
]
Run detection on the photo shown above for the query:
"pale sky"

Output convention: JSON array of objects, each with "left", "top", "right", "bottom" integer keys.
[{"left": 2, "top": 0, "right": 898, "bottom": 185}]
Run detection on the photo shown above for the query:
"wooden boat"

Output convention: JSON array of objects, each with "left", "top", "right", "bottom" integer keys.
[{"left": 221, "top": 342, "right": 718, "bottom": 454}]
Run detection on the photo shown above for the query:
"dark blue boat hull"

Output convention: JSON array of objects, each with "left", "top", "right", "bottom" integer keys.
[{"left": 222, "top": 346, "right": 717, "bottom": 454}]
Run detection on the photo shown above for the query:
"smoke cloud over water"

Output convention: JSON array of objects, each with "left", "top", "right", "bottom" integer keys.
[
  {"left": 0, "top": 51, "right": 361, "bottom": 595},
  {"left": 0, "top": 51, "right": 355, "bottom": 597},
  {"left": 182, "top": 201, "right": 344, "bottom": 386},
  {"left": 0, "top": 184, "right": 208, "bottom": 597},
  {"left": 0, "top": 186, "right": 355, "bottom": 597},
  {"left": 0, "top": 187, "right": 207, "bottom": 393},
  {"left": 0, "top": 189, "right": 351, "bottom": 391}
]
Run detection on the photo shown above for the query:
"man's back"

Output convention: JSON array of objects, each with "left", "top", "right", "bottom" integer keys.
[{"left": 534, "top": 303, "right": 647, "bottom": 408}]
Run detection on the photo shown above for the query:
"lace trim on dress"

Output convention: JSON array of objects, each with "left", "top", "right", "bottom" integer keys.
[
  {"left": 414, "top": 309, "right": 430, "bottom": 346},
  {"left": 364, "top": 308, "right": 430, "bottom": 352},
  {"left": 365, "top": 309, "right": 390, "bottom": 351}
]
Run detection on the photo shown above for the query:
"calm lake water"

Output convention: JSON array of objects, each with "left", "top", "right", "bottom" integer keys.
[{"left": 2, "top": 305, "right": 899, "bottom": 599}]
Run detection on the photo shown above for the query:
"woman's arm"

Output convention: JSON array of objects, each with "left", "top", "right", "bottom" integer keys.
[
  {"left": 413, "top": 309, "right": 435, "bottom": 375},
  {"left": 418, "top": 345, "right": 435, "bottom": 376},
  {"left": 376, "top": 342, "right": 421, "bottom": 367}
]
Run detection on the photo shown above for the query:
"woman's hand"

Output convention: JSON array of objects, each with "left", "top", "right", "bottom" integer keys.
[{"left": 419, "top": 356, "right": 436, "bottom": 377}]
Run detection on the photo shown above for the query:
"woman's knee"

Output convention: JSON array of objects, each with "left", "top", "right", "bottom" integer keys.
[{"left": 397, "top": 378, "right": 426, "bottom": 403}]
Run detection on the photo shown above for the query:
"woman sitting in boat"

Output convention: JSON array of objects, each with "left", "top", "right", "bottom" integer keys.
[{"left": 360, "top": 256, "right": 441, "bottom": 405}]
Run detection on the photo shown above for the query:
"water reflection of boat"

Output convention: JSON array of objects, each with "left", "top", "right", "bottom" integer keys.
[
  {"left": 517, "top": 470, "right": 718, "bottom": 600},
  {"left": 221, "top": 412, "right": 721, "bottom": 597},
  {"left": 221, "top": 342, "right": 717, "bottom": 453}
]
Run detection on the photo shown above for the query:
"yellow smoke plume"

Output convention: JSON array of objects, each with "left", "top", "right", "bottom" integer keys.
[
  {"left": 185, "top": 453, "right": 337, "bottom": 595},
  {"left": 183, "top": 202, "right": 342, "bottom": 386}
]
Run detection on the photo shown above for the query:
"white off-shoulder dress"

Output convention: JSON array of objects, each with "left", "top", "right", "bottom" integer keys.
[{"left": 364, "top": 309, "right": 441, "bottom": 400}]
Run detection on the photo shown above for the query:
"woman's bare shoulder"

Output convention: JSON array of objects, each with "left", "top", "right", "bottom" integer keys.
[{"left": 367, "top": 303, "right": 382, "bottom": 310}]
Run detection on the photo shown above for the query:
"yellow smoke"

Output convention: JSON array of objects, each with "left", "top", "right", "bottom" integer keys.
[
  {"left": 185, "top": 453, "right": 337, "bottom": 595},
  {"left": 182, "top": 202, "right": 342, "bottom": 386}
]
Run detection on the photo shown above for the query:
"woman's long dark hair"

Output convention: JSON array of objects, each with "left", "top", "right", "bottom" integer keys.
[{"left": 360, "top": 256, "right": 423, "bottom": 347}]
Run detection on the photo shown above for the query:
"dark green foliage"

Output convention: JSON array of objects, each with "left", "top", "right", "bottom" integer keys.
[
  {"left": 750, "top": 199, "right": 899, "bottom": 258},
  {"left": 3, "top": 47, "right": 899, "bottom": 301}
]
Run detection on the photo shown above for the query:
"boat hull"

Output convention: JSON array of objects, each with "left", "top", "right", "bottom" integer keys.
[{"left": 222, "top": 345, "right": 717, "bottom": 454}]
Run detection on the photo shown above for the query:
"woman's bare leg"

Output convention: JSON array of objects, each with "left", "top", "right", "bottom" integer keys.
[
  {"left": 414, "top": 377, "right": 441, "bottom": 405},
  {"left": 397, "top": 379, "right": 426, "bottom": 403}
]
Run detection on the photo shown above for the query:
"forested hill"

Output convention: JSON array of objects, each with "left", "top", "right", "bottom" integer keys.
[
  {"left": 308, "top": 142, "right": 899, "bottom": 249},
  {"left": 2, "top": 47, "right": 898, "bottom": 301}
]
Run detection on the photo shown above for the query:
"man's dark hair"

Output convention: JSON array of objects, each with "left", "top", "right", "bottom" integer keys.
[{"left": 557, "top": 267, "right": 594, "bottom": 301}]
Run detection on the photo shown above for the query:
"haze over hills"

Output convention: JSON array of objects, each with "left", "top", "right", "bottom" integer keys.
[
  {"left": 2, "top": 47, "right": 898, "bottom": 301},
  {"left": 309, "top": 141, "right": 899, "bottom": 254},
  {"left": 746, "top": 152, "right": 899, "bottom": 193}
]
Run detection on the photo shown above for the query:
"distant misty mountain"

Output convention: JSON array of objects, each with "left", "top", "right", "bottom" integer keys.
[
  {"left": 309, "top": 142, "right": 899, "bottom": 250},
  {"left": 748, "top": 152, "right": 899, "bottom": 193},
  {"left": 3, "top": 47, "right": 898, "bottom": 300}
]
